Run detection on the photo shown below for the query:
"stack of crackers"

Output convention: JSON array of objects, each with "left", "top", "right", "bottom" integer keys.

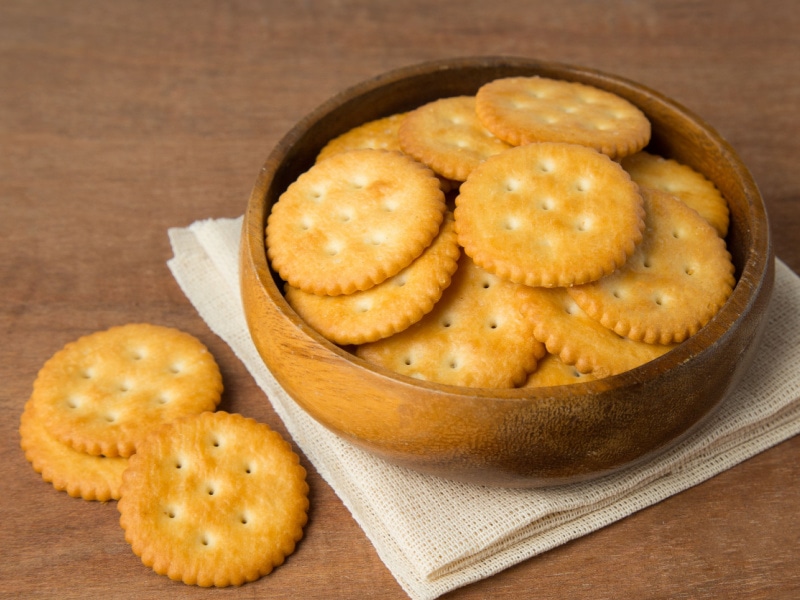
[
  {"left": 20, "top": 323, "right": 309, "bottom": 586},
  {"left": 266, "top": 75, "right": 734, "bottom": 387}
]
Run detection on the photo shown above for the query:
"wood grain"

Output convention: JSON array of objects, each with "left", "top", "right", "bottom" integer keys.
[{"left": 2, "top": 1, "right": 798, "bottom": 598}]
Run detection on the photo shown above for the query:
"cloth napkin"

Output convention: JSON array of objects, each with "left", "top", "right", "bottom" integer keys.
[{"left": 167, "top": 216, "right": 800, "bottom": 600}]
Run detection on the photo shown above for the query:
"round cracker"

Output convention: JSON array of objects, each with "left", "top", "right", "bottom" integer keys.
[
  {"left": 621, "top": 150, "right": 730, "bottom": 238},
  {"left": 356, "top": 254, "right": 546, "bottom": 388},
  {"left": 315, "top": 112, "right": 406, "bottom": 163},
  {"left": 20, "top": 400, "right": 128, "bottom": 501},
  {"left": 519, "top": 286, "right": 675, "bottom": 379},
  {"left": 398, "top": 95, "right": 511, "bottom": 181},
  {"left": 567, "top": 187, "right": 736, "bottom": 345},
  {"left": 454, "top": 142, "right": 645, "bottom": 287},
  {"left": 118, "top": 411, "right": 309, "bottom": 587},
  {"left": 285, "top": 213, "right": 460, "bottom": 345},
  {"left": 29, "top": 323, "right": 223, "bottom": 458},
  {"left": 267, "top": 148, "right": 446, "bottom": 296},
  {"left": 475, "top": 76, "right": 651, "bottom": 159}
]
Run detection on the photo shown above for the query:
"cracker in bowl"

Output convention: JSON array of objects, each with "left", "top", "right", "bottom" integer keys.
[
  {"left": 285, "top": 213, "right": 460, "bottom": 345},
  {"left": 621, "top": 150, "right": 730, "bottom": 238},
  {"left": 522, "top": 353, "right": 600, "bottom": 388},
  {"left": 356, "top": 254, "right": 546, "bottom": 388},
  {"left": 267, "top": 148, "right": 446, "bottom": 296},
  {"left": 520, "top": 286, "right": 676, "bottom": 379},
  {"left": 315, "top": 112, "right": 406, "bottom": 163},
  {"left": 398, "top": 95, "right": 511, "bottom": 181},
  {"left": 454, "top": 141, "right": 645, "bottom": 288},
  {"left": 567, "top": 186, "right": 735, "bottom": 345},
  {"left": 475, "top": 75, "right": 651, "bottom": 159}
]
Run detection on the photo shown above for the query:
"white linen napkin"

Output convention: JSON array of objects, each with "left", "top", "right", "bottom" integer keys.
[{"left": 167, "top": 216, "right": 800, "bottom": 600}]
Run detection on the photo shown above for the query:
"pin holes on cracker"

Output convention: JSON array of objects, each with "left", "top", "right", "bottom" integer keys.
[
  {"left": 166, "top": 433, "right": 256, "bottom": 515},
  {"left": 504, "top": 177, "right": 521, "bottom": 192},
  {"left": 574, "top": 177, "right": 592, "bottom": 193},
  {"left": 127, "top": 341, "right": 187, "bottom": 377},
  {"left": 129, "top": 346, "right": 147, "bottom": 361},
  {"left": 564, "top": 299, "right": 580, "bottom": 316},
  {"left": 349, "top": 173, "right": 370, "bottom": 189},
  {"left": 307, "top": 185, "right": 326, "bottom": 203},
  {"left": 446, "top": 356, "right": 461, "bottom": 371},
  {"left": 356, "top": 299, "right": 373, "bottom": 314}
]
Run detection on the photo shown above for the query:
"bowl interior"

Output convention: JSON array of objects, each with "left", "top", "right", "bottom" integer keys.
[{"left": 255, "top": 56, "right": 768, "bottom": 384}]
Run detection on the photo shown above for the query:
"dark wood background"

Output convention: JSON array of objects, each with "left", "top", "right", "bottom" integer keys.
[{"left": 2, "top": 1, "right": 798, "bottom": 598}]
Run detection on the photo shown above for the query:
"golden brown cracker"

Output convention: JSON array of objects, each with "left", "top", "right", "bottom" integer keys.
[
  {"left": 267, "top": 148, "right": 446, "bottom": 296},
  {"left": 567, "top": 187, "right": 735, "bottom": 345},
  {"left": 20, "top": 400, "right": 128, "bottom": 501},
  {"left": 285, "top": 213, "right": 460, "bottom": 345},
  {"left": 315, "top": 112, "right": 406, "bottom": 162},
  {"left": 29, "top": 324, "right": 223, "bottom": 458},
  {"left": 475, "top": 76, "right": 651, "bottom": 159},
  {"left": 454, "top": 142, "right": 645, "bottom": 287},
  {"left": 356, "top": 254, "right": 546, "bottom": 388},
  {"left": 519, "top": 286, "right": 675, "bottom": 379},
  {"left": 118, "top": 411, "right": 309, "bottom": 587},
  {"left": 398, "top": 95, "right": 511, "bottom": 181},
  {"left": 621, "top": 150, "right": 730, "bottom": 238},
  {"left": 522, "top": 353, "right": 600, "bottom": 388}
]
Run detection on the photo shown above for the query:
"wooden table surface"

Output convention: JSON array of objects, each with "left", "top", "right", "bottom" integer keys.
[{"left": 2, "top": 1, "right": 798, "bottom": 598}]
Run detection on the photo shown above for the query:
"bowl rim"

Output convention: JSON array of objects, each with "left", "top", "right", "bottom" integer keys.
[{"left": 244, "top": 55, "right": 773, "bottom": 402}]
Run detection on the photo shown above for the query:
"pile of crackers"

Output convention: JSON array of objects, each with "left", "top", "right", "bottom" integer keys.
[
  {"left": 267, "top": 75, "right": 735, "bottom": 387},
  {"left": 20, "top": 323, "right": 309, "bottom": 586}
]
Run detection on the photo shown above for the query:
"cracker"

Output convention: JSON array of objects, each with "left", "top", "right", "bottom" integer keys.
[
  {"left": 29, "top": 324, "right": 223, "bottom": 458},
  {"left": 621, "top": 150, "right": 730, "bottom": 238},
  {"left": 356, "top": 254, "right": 546, "bottom": 388},
  {"left": 567, "top": 186, "right": 735, "bottom": 345},
  {"left": 267, "top": 148, "right": 446, "bottom": 296},
  {"left": 519, "top": 286, "right": 676, "bottom": 378},
  {"left": 454, "top": 141, "right": 645, "bottom": 287},
  {"left": 398, "top": 95, "right": 511, "bottom": 181},
  {"left": 285, "top": 213, "right": 460, "bottom": 345},
  {"left": 315, "top": 112, "right": 406, "bottom": 163},
  {"left": 475, "top": 76, "right": 651, "bottom": 159},
  {"left": 522, "top": 353, "right": 599, "bottom": 388},
  {"left": 118, "top": 411, "right": 308, "bottom": 587},
  {"left": 20, "top": 400, "right": 128, "bottom": 501}
]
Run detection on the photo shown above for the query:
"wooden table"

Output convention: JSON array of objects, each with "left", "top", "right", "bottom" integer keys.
[{"left": 2, "top": 1, "right": 798, "bottom": 598}]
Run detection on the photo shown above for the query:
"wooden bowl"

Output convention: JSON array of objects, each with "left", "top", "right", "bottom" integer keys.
[{"left": 240, "top": 56, "right": 773, "bottom": 488}]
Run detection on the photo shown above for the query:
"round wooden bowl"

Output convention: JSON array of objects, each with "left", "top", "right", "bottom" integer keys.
[{"left": 240, "top": 56, "right": 774, "bottom": 488}]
